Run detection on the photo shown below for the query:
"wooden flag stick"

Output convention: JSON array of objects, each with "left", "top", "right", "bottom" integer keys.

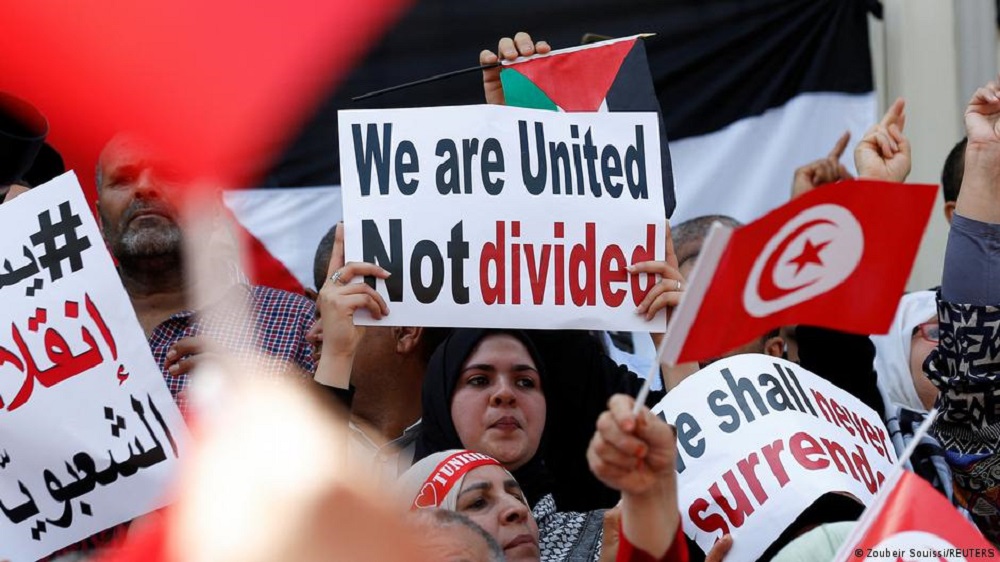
[{"left": 351, "top": 62, "right": 502, "bottom": 102}]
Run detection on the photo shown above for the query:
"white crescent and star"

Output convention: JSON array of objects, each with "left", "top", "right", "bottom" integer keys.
[{"left": 743, "top": 204, "right": 864, "bottom": 317}]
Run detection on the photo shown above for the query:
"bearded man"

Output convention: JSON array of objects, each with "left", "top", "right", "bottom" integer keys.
[{"left": 96, "top": 136, "right": 316, "bottom": 412}]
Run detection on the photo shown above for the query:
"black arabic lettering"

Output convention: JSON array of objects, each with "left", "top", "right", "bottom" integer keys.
[
  {"left": 0, "top": 246, "right": 40, "bottom": 291},
  {"left": 147, "top": 394, "right": 179, "bottom": 458},
  {"left": 0, "top": 481, "right": 39, "bottom": 524},
  {"left": 41, "top": 470, "right": 74, "bottom": 528},
  {"left": 21, "top": 396, "right": 178, "bottom": 530},
  {"left": 124, "top": 395, "right": 168, "bottom": 472}
]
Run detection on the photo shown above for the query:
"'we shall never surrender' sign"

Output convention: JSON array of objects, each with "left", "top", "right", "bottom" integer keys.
[
  {"left": 653, "top": 354, "right": 897, "bottom": 561},
  {"left": 338, "top": 105, "right": 668, "bottom": 331}
]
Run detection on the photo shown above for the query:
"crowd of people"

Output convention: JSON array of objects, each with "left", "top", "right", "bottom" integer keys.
[{"left": 2, "top": 30, "right": 998, "bottom": 562}]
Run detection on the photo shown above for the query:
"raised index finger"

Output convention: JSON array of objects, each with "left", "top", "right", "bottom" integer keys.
[
  {"left": 881, "top": 97, "right": 905, "bottom": 128},
  {"left": 665, "top": 220, "right": 678, "bottom": 270},
  {"left": 827, "top": 131, "right": 850, "bottom": 160},
  {"left": 326, "top": 221, "right": 346, "bottom": 278}
]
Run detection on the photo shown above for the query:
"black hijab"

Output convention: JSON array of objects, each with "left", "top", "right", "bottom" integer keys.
[{"left": 414, "top": 328, "right": 553, "bottom": 507}]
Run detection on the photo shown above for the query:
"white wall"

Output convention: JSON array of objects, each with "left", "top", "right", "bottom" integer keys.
[{"left": 872, "top": 0, "right": 997, "bottom": 291}]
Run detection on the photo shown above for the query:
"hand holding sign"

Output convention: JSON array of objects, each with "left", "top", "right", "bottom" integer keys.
[
  {"left": 632, "top": 221, "right": 684, "bottom": 323},
  {"left": 479, "top": 32, "right": 552, "bottom": 105},
  {"left": 854, "top": 98, "right": 910, "bottom": 182},
  {"left": 315, "top": 224, "right": 390, "bottom": 387}
]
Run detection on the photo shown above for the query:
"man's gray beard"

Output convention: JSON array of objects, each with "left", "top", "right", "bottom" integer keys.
[{"left": 114, "top": 224, "right": 183, "bottom": 262}]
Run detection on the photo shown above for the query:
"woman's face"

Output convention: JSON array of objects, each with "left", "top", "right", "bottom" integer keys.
[
  {"left": 910, "top": 315, "right": 940, "bottom": 410},
  {"left": 456, "top": 465, "right": 540, "bottom": 562},
  {"left": 450, "top": 334, "right": 546, "bottom": 471}
]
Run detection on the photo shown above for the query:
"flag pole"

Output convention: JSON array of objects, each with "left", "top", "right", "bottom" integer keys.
[
  {"left": 829, "top": 408, "right": 939, "bottom": 561},
  {"left": 351, "top": 62, "right": 501, "bottom": 102},
  {"left": 633, "top": 336, "right": 669, "bottom": 416}
]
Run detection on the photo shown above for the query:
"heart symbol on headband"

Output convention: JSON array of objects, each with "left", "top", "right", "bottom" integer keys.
[{"left": 415, "top": 482, "right": 439, "bottom": 508}]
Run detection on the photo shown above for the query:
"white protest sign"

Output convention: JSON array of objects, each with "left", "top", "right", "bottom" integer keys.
[
  {"left": 338, "top": 104, "right": 667, "bottom": 331},
  {"left": 0, "top": 172, "right": 188, "bottom": 562},
  {"left": 652, "top": 354, "right": 896, "bottom": 561}
]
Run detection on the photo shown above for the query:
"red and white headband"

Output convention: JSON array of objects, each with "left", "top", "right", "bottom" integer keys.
[{"left": 411, "top": 450, "right": 501, "bottom": 510}]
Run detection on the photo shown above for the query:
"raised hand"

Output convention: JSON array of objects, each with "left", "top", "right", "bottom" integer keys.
[
  {"left": 313, "top": 224, "right": 390, "bottom": 388},
  {"left": 588, "top": 394, "right": 680, "bottom": 559},
  {"left": 791, "top": 131, "right": 853, "bottom": 198},
  {"left": 957, "top": 77, "right": 1000, "bottom": 223},
  {"left": 587, "top": 394, "right": 676, "bottom": 496},
  {"left": 965, "top": 78, "right": 1000, "bottom": 147},
  {"left": 854, "top": 98, "right": 911, "bottom": 182},
  {"left": 480, "top": 32, "right": 551, "bottom": 105}
]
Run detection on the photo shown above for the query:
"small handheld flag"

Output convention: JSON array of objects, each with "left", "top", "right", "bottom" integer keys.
[{"left": 660, "top": 179, "right": 937, "bottom": 366}]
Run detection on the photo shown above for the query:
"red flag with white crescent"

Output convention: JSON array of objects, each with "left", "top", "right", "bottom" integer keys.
[
  {"left": 662, "top": 179, "right": 936, "bottom": 365},
  {"left": 841, "top": 470, "right": 995, "bottom": 561}
]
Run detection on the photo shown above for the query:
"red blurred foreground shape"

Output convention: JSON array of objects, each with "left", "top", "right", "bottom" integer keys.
[{"left": 0, "top": 0, "right": 409, "bottom": 196}]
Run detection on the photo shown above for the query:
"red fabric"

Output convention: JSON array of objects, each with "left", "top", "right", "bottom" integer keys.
[
  {"left": 848, "top": 470, "right": 995, "bottom": 559},
  {"left": 91, "top": 515, "right": 168, "bottom": 562},
  {"left": 616, "top": 523, "right": 689, "bottom": 562},
  {"left": 411, "top": 451, "right": 502, "bottom": 510},
  {"left": 0, "top": 0, "right": 408, "bottom": 196},
  {"left": 509, "top": 39, "right": 635, "bottom": 111},
  {"left": 671, "top": 180, "right": 936, "bottom": 365},
  {"left": 235, "top": 222, "right": 306, "bottom": 295}
]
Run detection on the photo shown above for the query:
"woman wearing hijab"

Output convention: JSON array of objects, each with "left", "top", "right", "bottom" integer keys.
[
  {"left": 415, "top": 329, "right": 553, "bottom": 506},
  {"left": 870, "top": 291, "right": 957, "bottom": 504},
  {"left": 413, "top": 329, "right": 686, "bottom": 561},
  {"left": 871, "top": 290, "right": 939, "bottom": 412},
  {"left": 400, "top": 395, "right": 686, "bottom": 562}
]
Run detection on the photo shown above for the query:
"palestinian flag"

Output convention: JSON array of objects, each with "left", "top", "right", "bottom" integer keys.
[
  {"left": 500, "top": 35, "right": 675, "bottom": 217},
  {"left": 223, "top": 186, "right": 342, "bottom": 293},
  {"left": 228, "top": 0, "right": 879, "bottom": 302}
]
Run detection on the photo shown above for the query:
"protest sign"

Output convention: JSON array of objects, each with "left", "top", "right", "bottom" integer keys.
[
  {"left": 0, "top": 172, "right": 187, "bottom": 562},
  {"left": 499, "top": 34, "right": 676, "bottom": 217},
  {"left": 651, "top": 354, "right": 896, "bottom": 561},
  {"left": 338, "top": 104, "right": 667, "bottom": 331}
]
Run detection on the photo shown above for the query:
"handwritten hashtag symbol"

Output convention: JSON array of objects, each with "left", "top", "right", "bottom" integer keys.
[{"left": 29, "top": 201, "right": 91, "bottom": 282}]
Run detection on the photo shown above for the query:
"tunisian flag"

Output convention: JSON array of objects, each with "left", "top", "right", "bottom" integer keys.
[
  {"left": 838, "top": 470, "right": 996, "bottom": 560},
  {"left": 661, "top": 179, "right": 936, "bottom": 365}
]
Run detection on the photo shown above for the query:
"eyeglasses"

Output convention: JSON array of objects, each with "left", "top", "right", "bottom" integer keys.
[{"left": 911, "top": 322, "right": 940, "bottom": 343}]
